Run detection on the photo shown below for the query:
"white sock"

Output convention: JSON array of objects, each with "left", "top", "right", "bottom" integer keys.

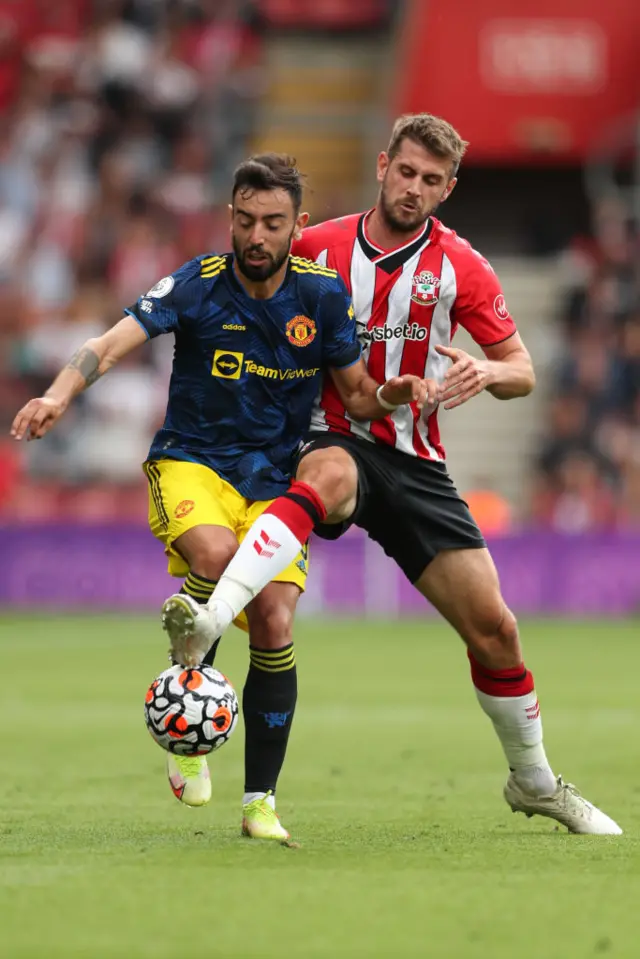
[
  {"left": 207, "top": 513, "right": 304, "bottom": 626},
  {"left": 243, "top": 791, "right": 275, "bottom": 810},
  {"left": 475, "top": 688, "right": 556, "bottom": 796}
]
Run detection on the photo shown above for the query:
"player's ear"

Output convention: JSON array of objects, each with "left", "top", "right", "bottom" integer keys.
[
  {"left": 441, "top": 177, "right": 457, "bottom": 203},
  {"left": 294, "top": 211, "right": 309, "bottom": 239},
  {"left": 376, "top": 152, "right": 389, "bottom": 184}
]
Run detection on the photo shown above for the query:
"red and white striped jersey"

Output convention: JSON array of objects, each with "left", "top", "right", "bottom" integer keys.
[{"left": 292, "top": 212, "right": 517, "bottom": 461}]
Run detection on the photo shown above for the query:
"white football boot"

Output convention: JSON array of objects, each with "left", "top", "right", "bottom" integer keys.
[
  {"left": 161, "top": 594, "right": 220, "bottom": 668},
  {"left": 504, "top": 773, "right": 623, "bottom": 835},
  {"left": 166, "top": 753, "right": 211, "bottom": 806}
]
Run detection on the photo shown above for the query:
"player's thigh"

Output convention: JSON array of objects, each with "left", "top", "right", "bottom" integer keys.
[
  {"left": 172, "top": 525, "right": 238, "bottom": 580},
  {"left": 353, "top": 456, "right": 484, "bottom": 585},
  {"left": 415, "top": 547, "right": 510, "bottom": 643},
  {"left": 144, "top": 459, "right": 240, "bottom": 577},
  {"left": 245, "top": 582, "right": 301, "bottom": 650}
]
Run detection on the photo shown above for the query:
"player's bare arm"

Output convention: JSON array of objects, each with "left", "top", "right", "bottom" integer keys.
[
  {"left": 11, "top": 314, "right": 148, "bottom": 441},
  {"left": 436, "top": 332, "right": 535, "bottom": 411},
  {"left": 330, "top": 359, "right": 437, "bottom": 421}
]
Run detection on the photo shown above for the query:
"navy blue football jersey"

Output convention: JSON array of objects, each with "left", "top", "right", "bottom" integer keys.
[{"left": 126, "top": 253, "right": 361, "bottom": 499}]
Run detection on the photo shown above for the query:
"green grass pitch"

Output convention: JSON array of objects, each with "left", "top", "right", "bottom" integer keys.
[{"left": 0, "top": 614, "right": 638, "bottom": 958}]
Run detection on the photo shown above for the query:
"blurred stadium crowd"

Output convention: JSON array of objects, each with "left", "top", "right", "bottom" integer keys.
[
  {"left": 0, "top": 0, "right": 638, "bottom": 533},
  {"left": 533, "top": 200, "right": 640, "bottom": 531},
  {"left": 0, "top": 0, "right": 263, "bottom": 519}
]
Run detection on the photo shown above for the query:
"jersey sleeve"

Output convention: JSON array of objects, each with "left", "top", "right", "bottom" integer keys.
[
  {"left": 125, "top": 257, "right": 205, "bottom": 339},
  {"left": 318, "top": 276, "right": 361, "bottom": 369},
  {"left": 291, "top": 225, "right": 327, "bottom": 263},
  {"left": 451, "top": 250, "right": 517, "bottom": 347}
]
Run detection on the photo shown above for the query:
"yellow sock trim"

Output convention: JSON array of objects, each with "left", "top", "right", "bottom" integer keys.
[
  {"left": 188, "top": 573, "right": 217, "bottom": 590},
  {"left": 183, "top": 573, "right": 216, "bottom": 601},
  {"left": 249, "top": 646, "right": 296, "bottom": 672}
]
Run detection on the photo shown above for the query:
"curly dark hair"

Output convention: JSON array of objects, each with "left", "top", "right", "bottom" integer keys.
[{"left": 232, "top": 153, "right": 305, "bottom": 212}]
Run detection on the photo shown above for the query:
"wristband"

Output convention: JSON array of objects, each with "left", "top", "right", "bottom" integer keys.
[{"left": 376, "top": 384, "right": 400, "bottom": 412}]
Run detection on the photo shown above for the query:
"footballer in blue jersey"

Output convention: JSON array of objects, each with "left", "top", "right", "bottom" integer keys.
[
  {"left": 12, "top": 153, "right": 429, "bottom": 841},
  {"left": 125, "top": 251, "right": 361, "bottom": 501}
]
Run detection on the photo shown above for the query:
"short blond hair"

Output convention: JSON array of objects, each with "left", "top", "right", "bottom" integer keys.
[{"left": 388, "top": 114, "right": 469, "bottom": 177}]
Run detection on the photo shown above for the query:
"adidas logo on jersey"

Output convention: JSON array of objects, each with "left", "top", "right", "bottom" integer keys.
[{"left": 364, "top": 322, "right": 428, "bottom": 344}]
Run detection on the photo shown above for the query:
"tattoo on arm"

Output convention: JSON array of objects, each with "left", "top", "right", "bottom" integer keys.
[{"left": 67, "top": 347, "right": 102, "bottom": 387}]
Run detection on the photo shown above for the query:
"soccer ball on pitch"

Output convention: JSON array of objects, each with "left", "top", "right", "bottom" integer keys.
[{"left": 144, "top": 664, "right": 239, "bottom": 756}]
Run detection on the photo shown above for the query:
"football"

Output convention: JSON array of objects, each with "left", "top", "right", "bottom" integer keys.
[{"left": 144, "top": 664, "right": 239, "bottom": 755}]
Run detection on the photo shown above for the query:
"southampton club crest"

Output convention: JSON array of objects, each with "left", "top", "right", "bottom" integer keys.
[{"left": 411, "top": 271, "right": 440, "bottom": 306}]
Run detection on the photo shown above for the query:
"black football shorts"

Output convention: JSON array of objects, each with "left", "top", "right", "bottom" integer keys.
[{"left": 298, "top": 431, "right": 486, "bottom": 583}]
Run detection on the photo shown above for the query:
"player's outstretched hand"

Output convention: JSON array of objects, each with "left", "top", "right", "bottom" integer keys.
[
  {"left": 381, "top": 374, "right": 438, "bottom": 412},
  {"left": 11, "top": 396, "right": 67, "bottom": 441},
  {"left": 435, "top": 345, "right": 493, "bottom": 410}
]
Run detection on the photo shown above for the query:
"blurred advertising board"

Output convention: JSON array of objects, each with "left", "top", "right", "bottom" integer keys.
[
  {"left": 2, "top": 525, "right": 639, "bottom": 617},
  {"left": 396, "top": 0, "right": 640, "bottom": 162}
]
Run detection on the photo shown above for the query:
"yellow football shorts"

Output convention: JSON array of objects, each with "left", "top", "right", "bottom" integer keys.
[{"left": 143, "top": 459, "right": 308, "bottom": 631}]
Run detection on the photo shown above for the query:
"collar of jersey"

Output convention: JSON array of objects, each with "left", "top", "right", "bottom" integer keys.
[
  {"left": 357, "top": 211, "right": 432, "bottom": 274},
  {"left": 225, "top": 253, "right": 293, "bottom": 301}
]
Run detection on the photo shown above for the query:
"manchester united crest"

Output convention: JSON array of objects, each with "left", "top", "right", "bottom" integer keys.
[
  {"left": 286, "top": 315, "right": 317, "bottom": 347},
  {"left": 411, "top": 271, "right": 440, "bottom": 306}
]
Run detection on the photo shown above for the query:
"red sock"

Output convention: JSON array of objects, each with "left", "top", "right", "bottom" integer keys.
[
  {"left": 264, "top": 480, "right": 327, "bottom": 544},
  {"left": 468, "top": 651, "right": 535, "bottom": 698}
]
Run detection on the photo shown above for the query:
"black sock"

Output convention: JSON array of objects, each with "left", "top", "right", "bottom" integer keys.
[
  {"left": 243, "top": 644, "right": 297, "bottom": 794},
  {"left": 179, "top": 572, "right": 220, "bottom": 666},
  {"left": 181, "top": 571, "right": 216, "bottom": 604}
]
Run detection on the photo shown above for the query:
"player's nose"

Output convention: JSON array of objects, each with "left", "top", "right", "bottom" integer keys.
[{"left": 248, "top": 225, "right": 267, "bottom": 245}]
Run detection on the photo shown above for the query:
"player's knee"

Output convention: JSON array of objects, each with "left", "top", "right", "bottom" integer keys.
[
  {"left": 249, "top": 601, "right": 294, "bottom": 650},
  {"left": 465, "top": 601, "right": 521, "bottom": 668},
  {"left": 297, "top": 450, "right": 357, "bottom": 520},
  {"left": 498, "top": 607, "right": 519, "bottom": 646},
  {"left": 189, "top": 541, "right": 238, "bottom": 583}
]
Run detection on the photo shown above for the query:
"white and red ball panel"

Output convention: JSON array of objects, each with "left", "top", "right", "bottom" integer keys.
[{"left": 144, "top": 664, "right": 238, "bottom": 756}]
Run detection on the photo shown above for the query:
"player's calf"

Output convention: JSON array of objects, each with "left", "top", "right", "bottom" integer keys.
[
  {"left": 241, "top": 587, "right": 298, "bottom": 822},
  {"left": 179, "top": 570, "right": 217, "bottom": 607},
  {"left": 468, "top": 647, "right": 557, "bottom": 796},
  {"left": 458, "top": 599, "right": 523, "bottom": 671},
  {"left": 465, "top": 612, "right": 623, "bottom": 833},
  {"left": 458, "top": 597, "right": 556, "bottom": 798}
]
